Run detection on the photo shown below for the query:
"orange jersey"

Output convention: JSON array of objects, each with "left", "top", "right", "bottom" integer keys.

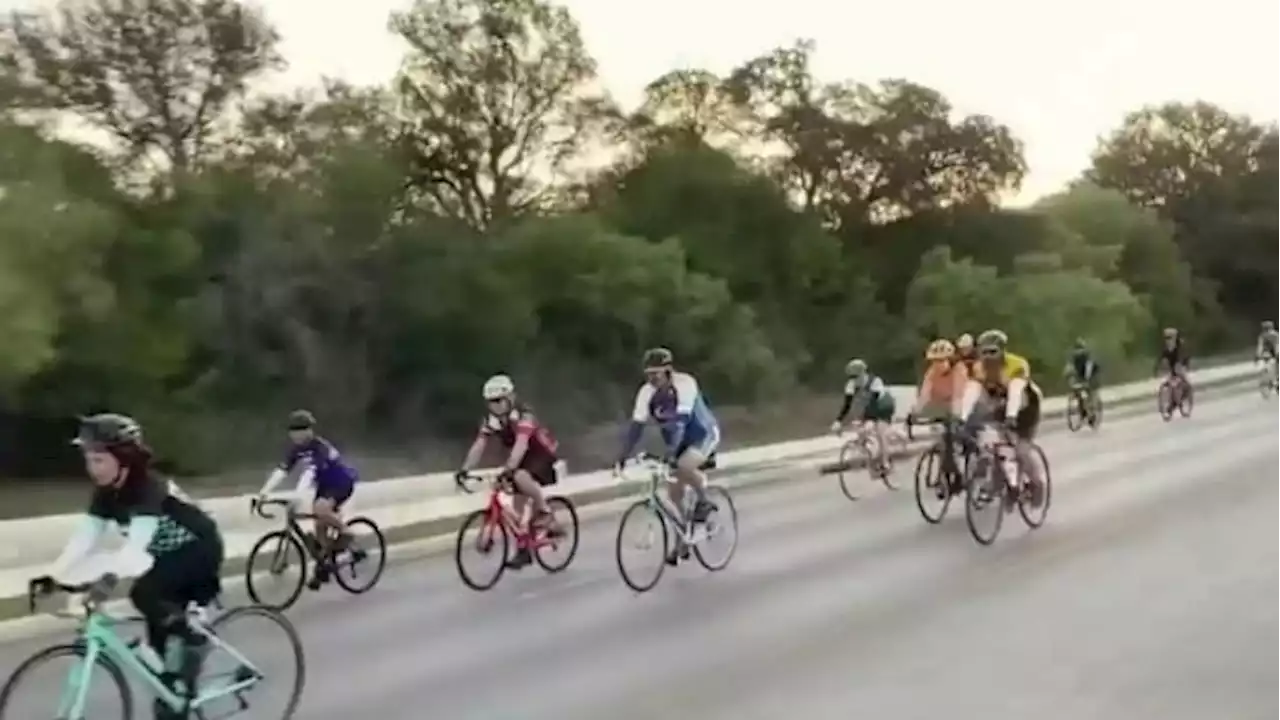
[{"left": 918, "top": 359, "right": 969, "bottom": 410}]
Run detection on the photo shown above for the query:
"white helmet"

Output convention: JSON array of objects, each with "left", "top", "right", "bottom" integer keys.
[{"left": 481, "top": 374, "right": 515, "bottom": 401}]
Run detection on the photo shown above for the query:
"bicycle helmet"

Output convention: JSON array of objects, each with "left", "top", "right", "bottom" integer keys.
[
  {"left": 976, "top": 329, "right": 1007, "bottom": 358},
  {"left": 481, "top": 374, "right": 516, "bottom": 400},
  {"left": 925, "top": 339, "right": 955, "bottom": 361},
  {"left": 1262, "top": 321, "right": 1274, "bottom": 332},
  {"left": 287, "top": 409, "right": 316, "bottom": 430},
  {"left": 956, "top": 333, "right": 974, "bottom": 351},
  {"left": 844, "top": 358, "right": 868, "bottom": 377},
  {"left": 73, "top": 413, "right": 152, "bottom": 466},
  {"left": 1162, "top": 327, "right": 1178, "bottom": 338},
  {"left": 642, "top": 347, "right": 674, "bottom": 370}
]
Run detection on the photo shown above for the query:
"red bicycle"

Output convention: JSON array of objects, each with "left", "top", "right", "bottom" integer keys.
[{"left": 453, "top": 472, "right": 580, "bottom": 591}]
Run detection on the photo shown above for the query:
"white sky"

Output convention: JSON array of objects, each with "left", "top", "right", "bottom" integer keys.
[{"left": 6, "top": 0, "right": 1279, "bottom": 204}]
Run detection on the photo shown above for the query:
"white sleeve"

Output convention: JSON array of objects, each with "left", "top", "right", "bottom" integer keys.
[
  {"left": 672, "top": 372, "right": 700, "bottom": 414},
  {"left": 843, "top": 379, "right": 857, "bottom": 396},
  {"left": 1005, "top": 378, "right": 1027, "bottom": 418},
  {"left": 259, "top": 468, "right": 288, "bottom": 495},
  {"left": 959, "top": 379, "right": 983, "bottom": 418},
  {"left": 295, "top": 467, "right": 316, "bottom": 497},
  {"left": 631, "top": 383, "right": 654, "bottom": 423}
]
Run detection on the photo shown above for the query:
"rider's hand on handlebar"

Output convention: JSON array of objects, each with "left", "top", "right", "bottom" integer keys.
[
  {"left": 29, "top": 575, "right": 55, "bottom": 598},
  {"left": 829, "top": 420, "right": 842, "bottom": 435}
]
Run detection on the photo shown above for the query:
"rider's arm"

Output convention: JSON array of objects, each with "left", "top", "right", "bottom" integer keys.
[
  {"left": 619, "top": 384, "right": 654, "bottom": 459},
  {"left": 48, "top": 514, "right": 107, "bottom": 580},
  {"left": 459, "top": 425, "right": 491, "bottom": 472},
  {"left": 1005, "top": 378, "right": 1027, "bottom": 419},
  {"left": 834, "top": 379, "right": 855, "bottom": 423},
  {"left": 958, "top": 378, "right": 983, "bottom": 421},
  {"left": 258, "top": 449, "right": 298, "bottom": 496}
]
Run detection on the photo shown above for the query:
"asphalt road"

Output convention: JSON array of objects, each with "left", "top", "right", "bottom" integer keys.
[{"left": 0, "top": 391, "right": 1275, "bottom": 719}]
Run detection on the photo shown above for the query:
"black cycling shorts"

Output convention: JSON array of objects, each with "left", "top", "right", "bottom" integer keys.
[{"left": 518, "top": 452, "right": 559, "bottom": 487}]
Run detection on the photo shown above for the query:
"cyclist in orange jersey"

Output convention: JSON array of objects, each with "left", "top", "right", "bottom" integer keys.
[{"left": 913, "top": 338, "right": 969, "bottom": 420}]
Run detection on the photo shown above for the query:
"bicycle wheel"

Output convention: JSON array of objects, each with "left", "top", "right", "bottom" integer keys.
[
  {"left": 206, "top": 605, "right": 306, "bottom": 720},
  {"left": 964, "top": 455, "right": 1005, "bottom": 546},
  {"left": 245, "top": 530, "right": 308, "bottom": 611},
  {"left": 1157, "top": 382, "right": 1175, "bottom": 421},
  {"left": 1259, "top": 370, "right": 1273, "bottom": 398},
  {"left": 694, "top": 486, "right": 738, "bottom": 572},
  {"left": 1017, "top": 443, "right": 1052, "bottom": 529},
  {"left": 878, "top": 430, "right": 905, "bottom": 491},
  {"left": 913, "top": 444, "right": 952, "bottom": 524},
  {"left": 534, "top": 496, "right": 581, "bottom": 573},
  {"left": 454, "top": 510, "right": 509, "bottom": 591},
  {"left": 1089, "top": 393, "right": 1104, "bottom": 429},
  {"left": 1065, "top": 393, "right": 1084, "bottom": 432},
  {"left": 835, "top": 440, "right": 864, "bottom": 501},
  {"left": 0, "top": 643, "right": 133, "bottom": 719},
  {"left": 332, "top": 517, "right": 387, "bottom": 595},
  {"left": 1178, "top": 382, "right": 1194, "bottom": 417},
  {"left": 615, "top": 500, "right": 669, "bottom": 593}
]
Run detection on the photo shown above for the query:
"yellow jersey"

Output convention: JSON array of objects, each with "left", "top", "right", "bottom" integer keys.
[{"left": 971, "top": 352, "right": 1041, "bottom": 398}]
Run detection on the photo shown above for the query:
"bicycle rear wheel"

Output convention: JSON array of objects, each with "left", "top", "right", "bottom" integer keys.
[
  {"left": 878, "top": 430, "right": 905, "bottom": 491},
  {"left": 615, "top": 500, "right": 669, "bottom": 593},
  {"left": 1017, "top": 443, "right": 1052, "bottom": 529},
  {"left": 245, "top": 530, "right": 308, "bottom": 611},
  {"left": 333, "top": 517, "right": 387, "bottom": 595},
  {"left": 1089, "top": 393, "right": 1104, "bottom": 429},
  {"left": 1065, "top": 393, "right": 1084, "bottom": 432},
  {"left": 694, "top": 486, "right": 738, "bottom": 571},
  {"left": 204, "top": 605, "right": 305, "bottom": 720},
  {"left": 454, "top": 510, "right": 509, "bottom": 591},
  {"left": 1178, "top": 382, "right": 1194, "bottom": 417},
  {"left": 0, "top": 643, "right": 133, "bottom": 719},
  {"left": 964, "top": 455, "right": 1006, "bottom": 546},
  {"left": 534, "top": 496, "right": 581, "bottom": 573}
]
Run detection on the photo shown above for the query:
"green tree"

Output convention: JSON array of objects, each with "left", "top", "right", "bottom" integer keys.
[{"left": 1, "top": 0, "right": 282, "bottom": 171}]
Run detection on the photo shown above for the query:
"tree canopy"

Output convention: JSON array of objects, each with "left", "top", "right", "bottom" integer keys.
[{"left": 0, "top": 0, "right": 1271, "bottom": 477}]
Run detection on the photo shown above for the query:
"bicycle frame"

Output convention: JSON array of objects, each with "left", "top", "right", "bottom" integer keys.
[
  {"left": 634, "top": 461, "right": 702, "bottom": 545},
  {"left": 480, "top": 484, "right": 551, "bottom": 551},
  {"left": 258, "top": 498, "right": 345, "bottom": 564},
  {"left": 56, "top": 608, "right": 263, "bottom": 717}
]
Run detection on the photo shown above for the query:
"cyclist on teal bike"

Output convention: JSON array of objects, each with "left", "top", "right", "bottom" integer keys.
[{"left": 33, "top": 413, "right": 224, "bottom": 720}]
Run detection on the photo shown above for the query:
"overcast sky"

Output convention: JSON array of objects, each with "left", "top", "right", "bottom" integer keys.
[{"left": 6, "top": 0, "right": 1278, "bottom": 204}]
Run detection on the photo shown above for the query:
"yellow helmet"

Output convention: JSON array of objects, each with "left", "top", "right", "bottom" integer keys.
[{"left": 925, "top": 338, "right": 956, "bottom": 361}]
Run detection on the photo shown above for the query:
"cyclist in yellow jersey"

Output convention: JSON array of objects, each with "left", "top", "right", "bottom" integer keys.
[{"left": 957, "top": 329, "right": 1047, "bottom": 507}]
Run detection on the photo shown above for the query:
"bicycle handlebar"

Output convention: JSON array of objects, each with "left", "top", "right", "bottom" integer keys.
[
  {"left": 28, "top": 574, "right": 120, "bottom": 615},
  {"left": 250, "top": 495, "right": 293, "bottom": 520},
  {"left": 454, "top": 471, "right": 486, "bottom": 494}
]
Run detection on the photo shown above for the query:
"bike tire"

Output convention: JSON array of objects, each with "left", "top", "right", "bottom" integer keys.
[
  {"left": 1157, "top": 382, "right": 1175, "bottom": 421},
  {"left": 454, "top": 509, "right": 509, "bottom": 592},
  {"left": 1260, "top": 371, "right": 1273, "bottom": 398},
  {"left": 332, "top": 517, "right": 387, "bottom": 595},
  {"left": 878, "top": 431, "right": 904, "bottom": 491},
  {"left": 207, "top": 605, "right": 306, "bottom": 720},
  {"left": 1065, "top": 394, "right": 1084, "bottom": 432},
  {"left": 836, "top": 441, "right": 862, "bottom": 501},
  {"left": 694, "top": 486, "right": 739, "bottom": 572},
  {"left": 0, "top": 643, "right": 134, "bottom": 720},
  {"left": 534, "top": 496, "right": 581, "bottom": 573},
  {"left": 964, "top": 456, "right": 1005, "bottom": 546},
  {"left": 615, "top": 500, "right": 668, "bottom": 593},
  {"left": 1178, "top": 383, "right": 1194, "bottom": 417},
  {"left": 1017, "top": 443, "right": 1052, "bottom": 529},
  {"left": 245, "top": 530, "right": 308, "bottom": 611},
  {"left": 913, "top": 445, "right": 952, "bottom": 525},
  {"left": 1090, "top": 393, "right": 1104, "bottom": 429}
]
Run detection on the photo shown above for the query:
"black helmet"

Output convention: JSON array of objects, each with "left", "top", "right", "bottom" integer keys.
[
  {"left": 73, "top": 413, "right": 144, "bottom": 451},
  {"left": 642, "top": 347, "right": 674, "bottom": 370},
  {"left": 287, "top": 409, "right": 317, "bottom": 431}
]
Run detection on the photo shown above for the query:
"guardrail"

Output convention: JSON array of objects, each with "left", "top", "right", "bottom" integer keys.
[{"left": 0, "top": 361, "right": 1258, "bottom": 588}]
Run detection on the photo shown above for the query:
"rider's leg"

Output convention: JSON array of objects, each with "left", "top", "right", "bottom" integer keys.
[
  {"left": 509, "top": 468, "right": 550, "bottom": 516},
  {"left": 674, "top": 427, "right": 719, "bottom": 523},
  {"left": 1012, "top": 393, "right": 1045, "bottom": 506},
  {"left": 513, "top": 462, "right": 564, "bottom": 536}
]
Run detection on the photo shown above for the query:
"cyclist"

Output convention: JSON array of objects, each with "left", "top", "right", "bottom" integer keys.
[
  {"left": 617, "top": 348, "right": 721, "bottom": 566},
  {"left": 913, "top": 338, "right": 967, "bottom": 421},
  {"left": 457, "top": 374, "right": 564, "bottom": 570},
  {"left": 955, "top": 333, "right": 977, "bottom": 374},
  {"left": 958, "top": 330, "right": 1047, "bottom": 507},
  {"left": 1063, "top": 338, "right": 1101, "bottom": 421},
  {"left": 35, "top": 413, "right": 224, "bottom": 720},
  {"left": 1154, "top": 327, "right": 1191, "bottom": 398},
  {"left": 1256, "top": 321, "right": 1278, "bottom": 365},
  {"left": 257, "top": 409, "right": 360, "bottom": 590},
  {"left": 830, "top": 358, "right": 896, "bottom": 477}
]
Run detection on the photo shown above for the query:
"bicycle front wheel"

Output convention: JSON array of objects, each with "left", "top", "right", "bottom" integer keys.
[
  {"left": 1178, "top": 382, "right": 1194, "bottom": 417},
  {"left": 1017, "top": 443, "right": 1052, "bottom": 529},
  {"left": 694, "top": 486, "right": 738, "bottom": 572},
  {"left": 836, "top": 441, "right": 864, "bottom": 501},
  {"left": 615, "top": 500, "right": 669, "bottom": 593},
  {"left": 455, "top": 509, "right": 509, "bottom": 591},
  {"left": 205, "top": 605, "right": 306, "bottom": 720},
  {"left": 913, "top": 444, "right": 952, "bottom": 524},
  {"left": 1065, "top": 393, "right": 1084, "bottom": 432},
  {"left": 245, "top": 530, "right": 308, "bottom": 611},
  {"left": 1157, "top": 382, "right": 1175, "bottom": 421},
  {"left": 333, "top": 517, "right": 387, "bottom": 595},
  {"left": 0, "top": 643, "right": 133, "bottom": 719},
  {"left": 964, "top": 456, "right": 1005, "bottom": 546}
]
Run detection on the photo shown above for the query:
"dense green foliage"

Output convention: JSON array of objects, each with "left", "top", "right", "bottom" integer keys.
[{"left": 0, "top": 0, "right": 1274, "bottom": 476}]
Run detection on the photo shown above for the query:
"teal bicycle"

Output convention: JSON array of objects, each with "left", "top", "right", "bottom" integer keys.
[{"left": 0, "top": 575, "right": 305, "bottom": 719}]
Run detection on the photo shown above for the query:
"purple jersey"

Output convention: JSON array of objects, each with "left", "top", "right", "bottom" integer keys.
[{"left": 279, "top": 436, "right": 358, "bottom": 489}]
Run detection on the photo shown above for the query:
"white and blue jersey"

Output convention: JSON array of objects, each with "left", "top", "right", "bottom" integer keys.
[{"left": 622, "top": 371, "right": 721, "bottom": 459}]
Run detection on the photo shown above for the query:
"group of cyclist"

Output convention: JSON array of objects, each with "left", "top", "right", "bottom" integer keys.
[{"left": 30, "top": 321, "right": 1276, "bottom": 718}]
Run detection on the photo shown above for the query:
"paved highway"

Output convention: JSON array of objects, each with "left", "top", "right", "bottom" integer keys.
[{"left": 0, "top": 391, "right": 1275, "bottom": 719}]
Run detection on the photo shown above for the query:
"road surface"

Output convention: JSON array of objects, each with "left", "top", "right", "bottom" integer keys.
[{"left": 0, "top": 391, "right": 1275, "bottom": 719}]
